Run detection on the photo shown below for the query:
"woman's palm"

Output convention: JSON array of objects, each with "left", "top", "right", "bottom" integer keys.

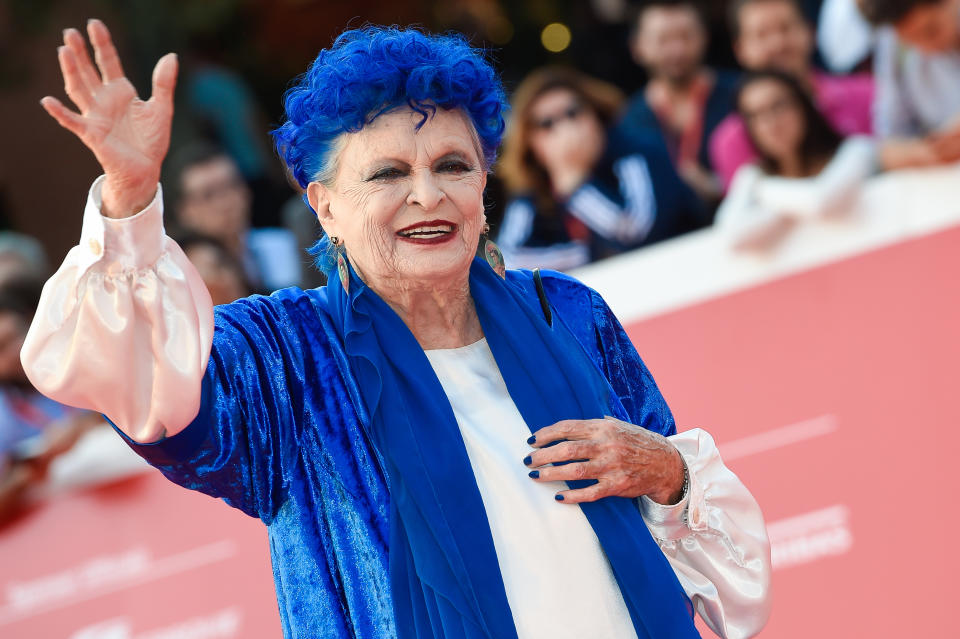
[
  {"left": 81, "top": 78, "right": 171, "bottom": 179},
  {"left": 42, "top": 20, "right": 177, "bottom": 216}
]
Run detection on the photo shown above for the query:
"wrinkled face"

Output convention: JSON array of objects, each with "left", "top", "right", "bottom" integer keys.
[
  {"left": 740, "top": 78, "right": 806, "bottom": 162},
  {"left": 895, "top": 0, "right": 960, "bottom": 53},
  {"left": 633, "top": 6, "right": 707, "bottom": 83},
  {"left": 309, "top": 107, "right": 487, "bottom": 291},
  {"left": 526, "top": 88, "right": 605, "bottom": 173},
  {"left": 177, "top": 156, "right": 251, "bottom": 246},
  {"left": 735, "top": 0, "right": 813, "bottom": 77}
]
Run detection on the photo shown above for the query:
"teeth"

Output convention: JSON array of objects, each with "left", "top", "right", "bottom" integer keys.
[{"left": 398, "top": 224, "right": 454, "bottom": 237}]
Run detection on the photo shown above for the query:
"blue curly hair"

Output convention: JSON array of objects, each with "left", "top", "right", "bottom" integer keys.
[{"left": 271, "top": 26, "right": 509, "bottom": 191}]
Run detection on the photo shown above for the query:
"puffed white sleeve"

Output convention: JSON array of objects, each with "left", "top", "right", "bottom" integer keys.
[
  {"left": 20, "top": 176, "right": 214, "bottom": 444},
  {"left": 640, "top": 428, "right": 772, "bottom": 639}
]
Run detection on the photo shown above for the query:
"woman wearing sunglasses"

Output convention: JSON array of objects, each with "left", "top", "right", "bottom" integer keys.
[{"left": 496, "top": 67, "right": 709, "bottom": 271}]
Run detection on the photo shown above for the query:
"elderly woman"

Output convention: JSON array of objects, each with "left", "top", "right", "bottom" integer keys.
[{"left": 24, "top": 20, "right": 771, "bottom": 639}]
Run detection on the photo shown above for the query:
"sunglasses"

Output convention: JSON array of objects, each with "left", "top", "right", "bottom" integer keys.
[{"left": 531, "top": 103, "right": 585, "bottom": 131}]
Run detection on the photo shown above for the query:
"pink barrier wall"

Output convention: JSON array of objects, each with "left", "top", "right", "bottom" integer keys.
[{"left": 627, "top": 225, "right": 960, "bottom": 637}]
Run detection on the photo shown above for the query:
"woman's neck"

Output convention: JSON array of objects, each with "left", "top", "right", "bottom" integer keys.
[
  {"left": 775, "top": 154, "right": 806, "bottom": 178},
  {"left": 369, "top": 274, "right": 483, "bottom": 350},
  {"left": 774, "top": 151, "right": 830, "bottom": 178}
]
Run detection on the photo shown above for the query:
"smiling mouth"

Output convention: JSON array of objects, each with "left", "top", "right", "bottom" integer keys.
[{"left": 396, "top": 222, "right": 456, "bottom": 239}]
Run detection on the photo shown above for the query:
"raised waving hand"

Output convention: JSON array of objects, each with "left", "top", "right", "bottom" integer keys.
[{"left": 41, "top": 19, "right": 177, "bottom": 218}]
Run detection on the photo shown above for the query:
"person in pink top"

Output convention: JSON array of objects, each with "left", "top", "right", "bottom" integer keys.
[{"left": 710, "top": 0, "right": 874, "bottom": 189}]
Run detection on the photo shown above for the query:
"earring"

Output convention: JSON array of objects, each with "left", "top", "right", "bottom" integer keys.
[
  {"left": 337, "top": 253, "right": 349, "bottom": 293},
  {"left": 484, "top": 238, "right": 506, "bottom": 279},
  {"left": 329, "top": 235, "right": 339, "bottom": 246},
  {"left": 482, "top": 223, "right": 491, "bottom": 236}
]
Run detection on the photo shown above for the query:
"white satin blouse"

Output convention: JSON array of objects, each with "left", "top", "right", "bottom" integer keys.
[{"left": 21, "top": 177, "right": 772, "bottom": 638}]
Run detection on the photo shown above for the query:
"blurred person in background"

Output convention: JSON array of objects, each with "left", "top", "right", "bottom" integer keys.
[
  {"left": 710, "top": 0, "right": 874, "bottom": 188},
  {"left": 174, "top": 231, "right": 252, "bottom": 305},
  {"left": 0, "top": 232, "right": 48, "bottom": 287},
  {"left": 0, "top": 277, "right": 100, "bottom": 523},
  {"left": 857, "top": 0, "right": 960, "bottom": 169},
  {"left": 180, "top": 21, "right": 289, "bottom": 229},
  {"left": 623, "top": 0, "right": 739, "bottom": 208},
  {"left": 167, "top": 143, "right": 301, "bottom": 292},
  {"left": 715, "top": 70, "right": 877, "bottom": 249},
  {"left": 497, "top": 67, "right": 706, "bottom": 271}
]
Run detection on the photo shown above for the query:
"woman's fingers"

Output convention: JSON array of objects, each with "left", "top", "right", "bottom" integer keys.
[
  {"left": 524, "top": 439, "right": 597, "bottom": 468},
  {"left": 87, "top": 19, "right": 125, "bottom": 83},
  {"left": 57, "top": 46, "right": 93, "bottom": 112},
  {"left": 40, "top": 96, "right": 86, "bottom": 138},
  {"left": 63, "top": 28, "right": 101, "bottom": 93},
  {"left": 150, "top": 53, "right": 178, "bottom": 107},
  {"left": 528, "top": 460, "right": 602, "bottom": 483},
  {"left": 554, "top": 481, "right": 609, "bottom": 504},
  {"left": 528, "top": 418, "right": 602, "bottom": 447}
]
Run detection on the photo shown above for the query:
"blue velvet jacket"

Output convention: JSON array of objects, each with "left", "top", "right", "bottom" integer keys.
[{"left": 119, "top": 269, "right": 677, "bottom": 639}]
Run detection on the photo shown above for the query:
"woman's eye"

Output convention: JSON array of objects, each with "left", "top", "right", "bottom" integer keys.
[
  {"left": 438, "top": 161, "right": 471, "bottom": 173},
  {"left": 370, "top": 167, "right": 403, "bottom": 180}
]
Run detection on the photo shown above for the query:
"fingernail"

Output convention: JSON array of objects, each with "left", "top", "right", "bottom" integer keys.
[
  {"left": 522, "top": 455, "right": 532, "bottom": 466},
  {"left": 526, "top": 435, "right": 536, "bottom": 445},
  {"left": 528, "top": 470, "right": 539, "bottom": 479},
  {"left": 555, "top": 494, "right": 565, "bottom": 501}
]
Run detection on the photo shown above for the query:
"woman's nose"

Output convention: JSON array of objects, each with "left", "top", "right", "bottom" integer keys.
[{"left": 406, "top": 171, "right": 445, "bottom": 210}]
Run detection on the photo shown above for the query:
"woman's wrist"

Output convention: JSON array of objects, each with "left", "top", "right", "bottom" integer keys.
[
  {"left": 648, "top": 445, "right": 687, "bottom": 506},
  {"left": 101, "top": 173, "right": 160, "bottom": 219}
]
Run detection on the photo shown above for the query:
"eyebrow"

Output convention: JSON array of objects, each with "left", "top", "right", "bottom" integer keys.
[
  {"left": 364, "top": 148, "right": 477, "bottom": 172},
  {"left": 432, "top": 151, "right": 475, "bottom": 165}
]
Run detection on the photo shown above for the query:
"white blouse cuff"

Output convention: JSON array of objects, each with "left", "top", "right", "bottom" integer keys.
[
  {"left": 639, "top": 448, "right": 699, "bottom": 540},
  {"left": 76, "top": 175, "right": 166, "bottom": 274}
]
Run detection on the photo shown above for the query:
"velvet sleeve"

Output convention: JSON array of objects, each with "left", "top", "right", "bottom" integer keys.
[
  {"left": 538, "top": 271, "right": 676, "bottom": 437},
  {"left": 117, "top": 294, "right": 309, "bottom": 523},
  {"left": 587, "top": 288, "right": 677, "bottom": 437}
]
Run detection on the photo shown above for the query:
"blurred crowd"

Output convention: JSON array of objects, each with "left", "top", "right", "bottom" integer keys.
[
  {"left": 498, "top": 0, "right": 960, "bottom": 263},
  {"left": 3, "top": 0, "right": 960, "bottom": 520}
]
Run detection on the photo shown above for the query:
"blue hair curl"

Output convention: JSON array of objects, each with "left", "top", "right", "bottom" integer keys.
[{"left": 271, "top": 26, "right": 509, "bottom": 191}]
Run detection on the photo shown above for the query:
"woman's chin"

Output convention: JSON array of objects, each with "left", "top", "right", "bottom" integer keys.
[{"left": 394, "top": 245, "right": 475, "bottom": 284}]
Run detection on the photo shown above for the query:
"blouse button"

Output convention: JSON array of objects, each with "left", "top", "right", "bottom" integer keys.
[{"left": 88, "top": 238, "right": 102, "bottom": 256}]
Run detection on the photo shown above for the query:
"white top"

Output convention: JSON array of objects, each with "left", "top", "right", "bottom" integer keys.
[
  {"left": 715, "top": 136, "right": 877, "bottom": 250},
  {"left": 425, "top": 339, "right": 637, "bottom": 639},
  {"left": 21, "top": 177, "right": 772, "bottom": 638}
]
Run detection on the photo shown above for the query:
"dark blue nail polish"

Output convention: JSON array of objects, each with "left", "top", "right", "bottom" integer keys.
[
  {"left": 555, "top": 494, "right": 564, "bottom": 501},
  {"left": 527, "top": 435, "right": 536, "bottom": 445},
  {"left": 522, "top": 455, "right": 532, "bottom": 466},
  {"left": 528, "top": 470, "right": 539, "bottom": 479}
]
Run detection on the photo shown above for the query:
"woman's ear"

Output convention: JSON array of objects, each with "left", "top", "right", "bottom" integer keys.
[{"left": 307, "top": 181, "right": 336, "bottom": 236}]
